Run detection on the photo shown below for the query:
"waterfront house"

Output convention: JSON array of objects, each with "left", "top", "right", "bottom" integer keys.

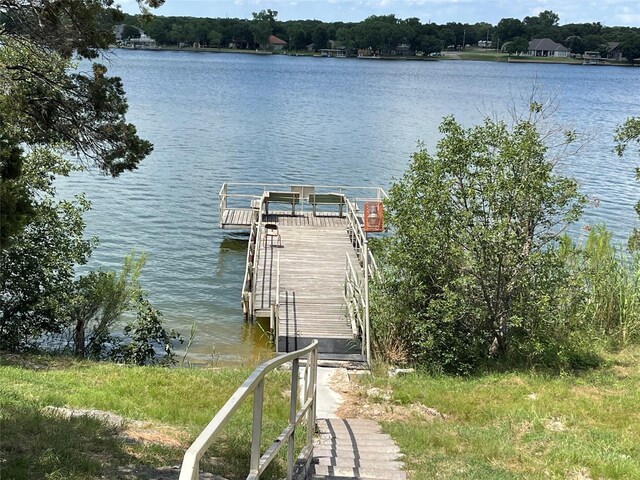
[
  {"left": 128, "top": 34, "right": 157, "bottom": 49},
  {"left": 607, "top": 42, "right": 623, "bottom": 61},
  {"left": 268, "top": 35, "right": 288, "bottom": 51},
  {"left": 527, "top": 38, "right": 570, "bottom": 57}
]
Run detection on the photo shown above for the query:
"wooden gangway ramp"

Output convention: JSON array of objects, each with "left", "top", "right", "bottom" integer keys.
[
  {"left": 219, "top": 183, "right": 386, "bottom": 364},
  {"left": 255, "top": 213, "right": 359, "bottom": 356}
]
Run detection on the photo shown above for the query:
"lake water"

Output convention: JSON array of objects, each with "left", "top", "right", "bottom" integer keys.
[{"left": 57, "top": 50, "right": 640, "bottom": 363}]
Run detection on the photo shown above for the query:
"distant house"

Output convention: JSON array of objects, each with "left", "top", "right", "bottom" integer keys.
[
  {"left": 582, "top": 42, "right": 624, "bottom": 65},
  {"left": 394, "top": 43, "right": 415, "bottom": 56},
  {"left": 527, "top": 38, "right": 570, "bottom": 57},
  {"left": 127, "top": 34, "right": 156, "bottom": 49},
  {"left": 607, "top": 42, "right": 623, "bottom": 61},
  {"left": 583, "top": 51, "right": 608, "bottom": 65},
  {"left": 268, "top": 35, "right": 287, "bottom": 51}
]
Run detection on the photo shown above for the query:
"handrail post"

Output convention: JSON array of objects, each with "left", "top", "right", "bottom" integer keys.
[
  {"left": 363, "top": 237, "right": 371, "bottom": 366},
  {"left": 288, "top": 358, "right": 300, "bottom": 479},
  {"left": 179, "top": 341, "right": 318, "bottom": 480},
  {"left": 306, "top": 347, "right": 317, "bottom": 450},
  {"left": 275, "top": 251, "right": 281, "bottom": 353},
  {"left": 250, "top": 379, "right": 265, "bottom": 477}
]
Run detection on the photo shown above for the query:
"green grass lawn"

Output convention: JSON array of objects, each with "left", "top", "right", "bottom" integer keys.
[
  {"left": 0, "top": 354, "right": 299, "bottom": 480},
  {"left": 5, "top": 350, "right": 639, "bottom": 479},
  {"left": 358, "top": 348, "right": 640, "bottom": 479}
]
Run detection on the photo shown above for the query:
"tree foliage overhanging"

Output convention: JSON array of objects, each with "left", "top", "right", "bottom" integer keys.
[{"left": 1, "top": 1, "right": 180, "bottom": 362}]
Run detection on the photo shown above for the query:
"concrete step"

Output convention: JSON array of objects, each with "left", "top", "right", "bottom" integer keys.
[
  {"left": 314, "top": 438, "right": 401, "bottom": 449},
  {"left": 313, "top": 448, "right": 402, "bottom": 462},
  {"left": 316, "top": 456, "right": 404, "bottom": 470},
  {"left": 312, "top": 418, "right": 406, "bottom": 479},
  {"left": 317, "top": 430, "right": 393, "bottom": 446},
  {"left": 313, "top": 465, "right": 407, "bottom": 480}
]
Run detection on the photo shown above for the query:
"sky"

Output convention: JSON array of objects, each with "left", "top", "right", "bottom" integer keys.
[{"left": 119, "top": 0, "right": 640, "bottom": 27}]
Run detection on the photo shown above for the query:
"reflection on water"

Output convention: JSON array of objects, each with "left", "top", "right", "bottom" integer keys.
[
  {"left": 186, "top": 322, "right": 274, "bottom": 367},
  {"left": 219, "top": 235, "right": 250, "bottom": 252}
]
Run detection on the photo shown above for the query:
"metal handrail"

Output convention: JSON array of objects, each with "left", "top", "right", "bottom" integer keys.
[
  {"left": 345, "top": 198, "right": 365, "bottom": 264},
  {"left": 179, "top": 340, "right": 318, "bottom": 480},
  {"left": 241, "top": 221, "right": 256, "bottom": 318},
  {"left": 218, "top": 183, "right": 228, "bottom": 228},
  {"left": 221, "top": 183, "right": 387, "bottom": 216},
  {"left": 271, "top": 251, "right": 281, "bottom": 353},
  {"left": 344, "top": 253, "right": 366, "bottom": 359},
  {"left": 251, "top": 193, "right": 267, "bottom": 312}
]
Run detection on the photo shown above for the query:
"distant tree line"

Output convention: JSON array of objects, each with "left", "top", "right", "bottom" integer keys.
[{"left": 118, "top": 9, "right": 640, "bottom": 61}]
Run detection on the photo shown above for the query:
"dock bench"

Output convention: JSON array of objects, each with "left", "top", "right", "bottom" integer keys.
[
  {"left": 264, "top": 191, "right": 300, "bottom": 216},
  {"left": 309, "top": 193, "right": 346, "bottom": 217}
]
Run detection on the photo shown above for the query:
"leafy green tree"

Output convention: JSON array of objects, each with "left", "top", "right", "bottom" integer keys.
[
  {"left": 524, "top": 10, "right": 560, "bottom": 32},
  {"left": 207, "top": 29, "right": 222, "bottom": 47},
  {"left": 112, "top": 296, "right": 182, "bottom": 365},
  {"left": 69, "top": 253, "right": 182, "bottom": 364},
  {"left": 375, "top": 109, "right": 585, "bottom": 372},
  {"left": 419, "top": 35, "right": 442, "bottom": 55},
  {"left": 615, "top": 117, "right": 640, "bottom": 250},
  {"left": 505, "top": 36, "right": 529, "bottom": 54},
  {"left": 0, "top": 200, "right": 93, "bottom": 350},
  {"left": 335, "top": 26, "right": 354, "bottom": 49},
  {"left": 566, "top": 35, "right": 585, "bottom": 55},
  {"left": 312, "top": 24, "right": 329, "bottom": 50},
  {"left": 69, "top": 254, "right": 144, "bottom": 358},
  {"left": 437, "top": 27, "right": 456, "bottom": 48},
  {"left": 1, "top": 0, "right": 159, "bottom": 350},
  {"left": 583, "top": 34, "right": 606, "bottom": 52},
  {"left": 251, "top": 9, "right": 277, "bottom": 48},
  {"left": 493, "top": 18, "right": 526, "bottom": 44},
  {"left": 620, "top": 34, "right": 640, "bottom": 63}
]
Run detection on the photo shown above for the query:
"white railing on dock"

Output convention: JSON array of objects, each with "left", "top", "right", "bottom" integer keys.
[
  {"left": 219, "top": 182, "right": 386, "bottom": 224},
  {"left": 242, "top": 221, "right": 257, "bottom": 318},
  {"left": 270, "top": 251, "right": 281, "bottom": 353},
  {"left": 345, "top": 253, "right": 369, "bottom": 362},
  {"left": 179, "top": 340, "right": 318, "bottom": 480},
  {"left": 251, "top": 193, "right": 268, "bottom": 311}
]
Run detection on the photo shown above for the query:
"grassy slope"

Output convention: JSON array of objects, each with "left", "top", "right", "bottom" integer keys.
[
  {"left": 360, "top": 348, "right": 640, "bottom": 479},
  {"left": 4, "top": 350, "right": 639, "bottom": 479},
  {"left": 0, "top": 354, "right": 297, "bottom": 480}
]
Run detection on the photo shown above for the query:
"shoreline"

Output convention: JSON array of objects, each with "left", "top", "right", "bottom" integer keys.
[{"left": 115, "top": 46, "right": 636, "bottom": 66}]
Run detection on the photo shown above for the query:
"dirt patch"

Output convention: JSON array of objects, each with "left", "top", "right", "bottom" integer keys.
[
  {"left": 113, "top": 465, "right": 227, "bottom": 479},
  {"left": 43, "top": 406, "right": 189, "bottom": 448},
  {"left": 331, "top": 369, "right": 448, "bottom": 423},
  {"left": 121, "top": 423, "right": 189, "bottom": 449}
]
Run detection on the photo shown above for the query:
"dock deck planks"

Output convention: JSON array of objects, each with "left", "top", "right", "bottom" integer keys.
[{"left": 253, "top": 212, "right": 362, "bottom": 355}]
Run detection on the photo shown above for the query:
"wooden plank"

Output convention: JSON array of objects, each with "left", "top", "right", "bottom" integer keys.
[{"left": 252, "top": 213, "right": 361, "bottom": 354}]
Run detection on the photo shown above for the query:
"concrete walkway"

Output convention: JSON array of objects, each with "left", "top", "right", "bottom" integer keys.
[{"left": 311, "top": 367, "right": 407, "bottom": 480}]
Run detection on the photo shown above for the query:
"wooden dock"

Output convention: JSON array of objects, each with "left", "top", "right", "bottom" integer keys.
[
  {"left": 255, "top": 213, "right": 359, "bottom": 356},
  {"left": 218, "top": 183, "right": 385, "bottom": 363}
]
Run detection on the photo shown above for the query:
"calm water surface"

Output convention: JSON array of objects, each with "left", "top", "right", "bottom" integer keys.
[{"left": 57, "top": 51, "right": 640, "bottom": 362}]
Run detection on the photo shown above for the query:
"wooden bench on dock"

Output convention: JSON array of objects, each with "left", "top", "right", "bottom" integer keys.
[
  {"left": 309, "top": 193, "right": 346, "bottom": 217},
  {"left": 264, "top": 191, "right": 300, "bottom": 216}
]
